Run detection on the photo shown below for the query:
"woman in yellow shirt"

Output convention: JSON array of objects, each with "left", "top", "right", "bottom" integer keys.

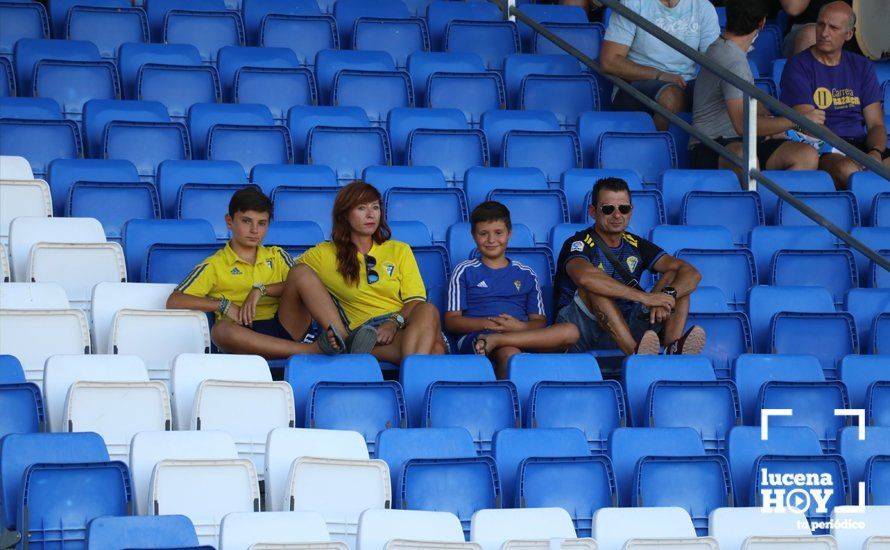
[{"left": 299, "top": 181, "right": 446, "bottom": 363}]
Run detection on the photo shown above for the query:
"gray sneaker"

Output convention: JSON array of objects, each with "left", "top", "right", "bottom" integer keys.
[
  {"left": 347, "top": 324, "right": 378, "bottom": 354},
  {"left": 664, "top": 325, "right": 706, "bottom": 355},
  {"left": 635, "top": 330, "right": 661, "bottom": 355}
]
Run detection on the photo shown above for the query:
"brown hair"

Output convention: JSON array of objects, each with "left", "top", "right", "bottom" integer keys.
[{"left": 331, "top": 181, "right": 391, "bottom": 285}]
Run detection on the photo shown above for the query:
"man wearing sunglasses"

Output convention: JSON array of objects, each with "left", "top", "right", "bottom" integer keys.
[{"left": 554, "top": 177, "right": 706, "bottom": 355}]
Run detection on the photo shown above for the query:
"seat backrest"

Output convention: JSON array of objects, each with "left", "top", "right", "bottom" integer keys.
[
  {"left": 502, "top": 53, "right": 582, "bottom": 109},
  {"left": 28, "top": 242, "right": 127, "bottom": 309},
  {"left": 0, "top": 179, "right": 51, "bottom": 244},
  {"left": 0, "top": 383, "right": 44, "bottom": 440},
  {"left": 13, "top": 38, "right": 100, "bottom": 94},
  {"left": 533, "top": 21, "right": 603, "bottom": 60},
  {"left": 426, "top": 71, "right": 505, "bottom": 129},
  {"left": 187, "top": 102, "right": 274, "bottom": 158},
  {"left": 242, "top": 0, "right": 321, "bottom": 45},
  {"left": 840, "top": 354, "right": 890, "bottom": 409},
  {"left": 260, "top": 14, "right": 338, "bottom": 67},
  {"left": 118, "top": 42, "right": 203, "bottom": 98},
  {"left": 47, "top": 158, "right": 140, "bottom": 217},
  {"left": 709, "top": 507, "right": 811, "bottom": 550},
  {"left": 332, "top": 0, "right": 411, "bottom": 47},
  {"left": 0, "top": 355, "right": 25, "bottom": 384},
  {"left": 0, "top": 3, "right": 49, "bottom": 56},
  {"left": 622, "top": 355, "right": 716, "bottom": 428},
  {"left": 157, "top": 159, "right": 246, "bottom": 219},
  {"left": 577, "top": 111, "right": 655, "bottom": 167},
  {"left": 849, "top": 171, "right": 887, "bottom": 225},
  {"left": 648, "top": 380, "right": 741, "bottom": 454},
  {"left": 0, "top": 156, "right": 34, "bottom": 180},
  {"left": 650, "top": 225, "right": 735, "bottom": 256},
  {"left": 592, "top": 507, "right": 698, "bottom": 550},
  {"left": 407, "top": 50, "right": 486, "bottom": 102},
  {"left": 271, "top": 185, "right": 339, "bottom": 238},
  {"left": 0, "top": 308, "right": 90, "bottom": 384},
  {"left": 400, "top": 355, "right": 495, "bottom": 429},
  {"left": 830, "top": 505, "right": 890, "bottom": 549},
  {"left": 749, "top": 226, "right": 838, "bottom": 283},
  {"left": 358, "top": 509, "right": 465, "bottom": 548},
  {"left": 426, "top": 1, "right": 502, "bottom": 50},
  {"left": 353, "top": 17, "right": 429, "bottom": 70},
  {"left": 659, "top": 169, "right": 741, "bottom": 224},
  {"left": 307, "top": 126, "right": 391, "bottom": 182},
  {"left": 0, "top": 118, "right": 83, "bottom": 180},
  {"left": 122, "top": 218, "right": 216, "bottom": 282},
  {"left": 470, "top": 508, "right": 578, "bottom": 550},
  {"left": 34, "top": 59, "right": 121, "bottom": 120},
  {"left": 408, "top": 128, "right": 489, "bottom": 186},
  {"left": 480, "top": 110, "right": 560, "bottom": 165},
  {"left": 773, "top": 249, "right": 856, "bottom": 306},
  {"left": 444, "top": 20, "right": 520, "bottom": 71},
  {"left": 758, "top": 170, "right": 835, "bottom": 224},
  {"left": 747, "top": 286, "right": 836, "bottom": 354},
  {"left": 87, "top": 515, "right": 200, "bottom": 550},
  {"left": 82, "top": 98, "right": 169, "bottom": 158},
  {"left": 375, "top": 427, "right": 476, "bottom": 495},
  {"left": 839, "top": 426, "right": 890, "bottom": 496},
  {"left": 67, "top": 6, "right": 150, "bottom": 61},
  {"left": 332, "top": 69, "right": 414, "bottom": 126},
  {"left": 520, "top": 73, "right": 600, "bottom": 130},
  {"left": 90, "top": 281, "right": 176, "bottom": 354},
  {"left": 207, "top": 124, "right": 293, "bottom": 173},
  {"left": 386, "top": 189, "right": 467, "bottom": 245},
  {"left": 844, "top": 288, "right": 890, "bottom": 355},
  {"left": 287, "top": 105, "right": 370, "bottom": 161},
  {"left": 234, "top": 66, "right": 316, "bottom": 123},
  {"left": 597, "top": 131, "right": 677, "bottom": 184},
  {"left": 163, "top": 9, "right": 245, "bottom": 64},
  {"left": 503, "top": 130, "right": 582, "bottom": 185},
  {"left": 138, "top": 63, "right": 222, "bottom": 122},
  {"left": 464, "top": 166, "right": 547, "bottom": 210},
  {"left": 507, "top": 353, "right": 602, "bottom": 410},
  {"left": 386, "top": 107, "right": 467, "bottom": 164},
  {"left": 363, "top": 165, "right": 448, "bottom": 196},
  {"left": 219, "top": 510, "right": 332, "bottom": 547},
  {"left": 758, "top": 381, "right": 849, "bottom": 452},
  {"left": 777, "top": 190, "right": 859, "bottom": 233},
  {"left": 732, "top": 354, "right": 825, "bottom": 426},
  {"left": 314, "top": 49, "right": 395, "bottom": 104},
  {"left": 216, "top": 45, "right": 300, "bottom": 99}
]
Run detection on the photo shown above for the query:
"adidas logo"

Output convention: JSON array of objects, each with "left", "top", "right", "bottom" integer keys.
[
  {"left": 231, "top": 267, "right": 242, "bottom": 275},
  {"left": 477, "top": 281, "right": 488, "bottom": 288}
]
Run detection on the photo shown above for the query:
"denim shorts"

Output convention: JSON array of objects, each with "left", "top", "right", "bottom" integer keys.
[{"left": 555, "top": 291, "right": 663, "bottom": 353}]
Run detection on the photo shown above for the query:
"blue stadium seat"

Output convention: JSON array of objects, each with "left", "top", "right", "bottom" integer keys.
[
  {"left": 47, "top": 158, "right": 140, "bottom": 217},
  {"left": 66, "top": 6, "right": 149, "bottom": 60},
  {"left": 758, "top": 170, "right": 835, "bottom": 224},
  {"left": 754, "top": 76, "right": 778, "bottom": 99},
  {"left": 0, "top": 383, "right": 44, "bottom": 439},
  {"left": 850, "top": 172, "right": 887, "bottom": 227},
  {"left": 412, "top": 245, "right": 450, "bottom": 313},
  {"left": 852, "top": 227, "right": 890, "bottom": 285},
  {"left": 464, "top": 166, "right": 548, "bottom": 210},
  {"left": 118, "top": 42, "right": 204, "bottom": 99},
  {"left": 271, "top": 186, "right": 339, "bottom": 237},
  {"left": 177, "top": 183, "right": 248, "bottom": 239},
  {"left": 733, "top": 354, "right": 825, "bottom": 426},
  {"left": 314, "top": 49, "right": 395, "bottom": 105},
  {"left": 143, "top": 0, "right": 229, "bottom": 40},
  {"left": 772, "top": 249, "right": 857, "bottom": 306},
  {"left": 48, "top": 0, "right": 129, "bottom": 37},
  {"left": 259, "top": 14, "right": 338, "bottom": 67},
  {"left": 772, "top": 58, "right": 786, "bottom": 94},
  {"left": 758, "top": 381, "right": 849, "bottom": 452},
  {"left": 520, "top": 4, "right": 589, "bottom": 50},
  {"left": 649, "top": 225, "right": 734, "bottom": 256},
  {"left": 68, "top": 181, "right": 160, "bottom": 241},
  {"left": 217, "top": 44, "right": 301, "bottom": 101},
  {"left": 163, "top": 9, "right": 245, "bottom": 64},
  {"left": 187, "top": 102, "right": 274, "bottom": 159},
  {"left": 363, "top": 165, "right": 448, "bottom": 196},
  {"left": 488, "top": 189, "right": 569, "bottom": 247},
  {"left": 264, "top": 220, "right": 325, "bottom": 256},
  {"left": 332, "top": 69, "right": 414, "bottom": 127},
  {"left": 874, "top": 192, "right": 890, "bottom": 227},
  {"left": 0, "top": 96, "right": 62, "bottom": 120},
  {"left": 353, "top": 18, "right": 429, "bottom": 70},
  {"left": 777, "top": 313, "right": 858, "bottom": 380},
  {"left": 648, "top": 380, "right": 741, "bottom": 455},
  {"left": 726, "top": 426, "right": 823, "bottom": 507},
  {"left": 840, "top": 426, "right": 890, "bottom": 500},
  {"left": 137, "top": 64, "right": 220, "bottom": 124},
  {"left": 157, "top": 159, "right": 246, "bottom": 219},
  {"left": 332, "top": 0, "right": 410, "bottom": 48},
  {"left": 673, "top": 249, "right": 756, "bottom": 310},
  {"left": 480, "top": 110, "right": 560, "bottom": 166},
  {"left": 659, "top": 169, "right": 740, "bottom": 225},
  {"left": 871, "top": 252, "right": 890, "bottom": 288},
  {"left": 0, "top": 432, "right": 110, "bottom": 537},
  {"left": 874, "top": 312, "right": 890, "bottom": 354},
  {"left": 528, "top": 380, "right": 624, "bottom": 454},
  {"left": 144, "top": 243, "right": 223, "bottom": 284},
  {"left": 424, "top": 381, "right": 520, "bottom": 453},
  {"left": 386, "top": 222, "right": 431, "bottom": 248},
  {"left": 845, "top": 288, "right": 890, "bottom": 355},
  {"left": 406, "top": 51, "right": 486, "bottom": 104},
  {"left": 87, "top": 515, "right": 200, "bottom": 550},
  {"left": 622, "top": 355, "right": 717, "bottom": 428},
  {"left": 0, "top": 356, "right": 25, "bottom": 384},
  {"left": 867, "top": 381, "right": 890, "bottom": 426},
  {"left": 749, "top": 226, "right": 838, "bottom": 284},
  {"left": 747, "top": 285, "right": 836, "bottom": 354},
  {"left": 33, "top": 60, "right": 120, "bottom": 121},
  {"left": 408, "top": 129, "right": 489, "bottom": 187},
  {"left": 582, "top": 188, "right": 666, "bottom": 241},
  {"left": 493, "top": 427, "right": 590, "bottom": 508},
  {"left": 250, "top": 163, "right": 337, "bottom": 195},
  {"left": 608, "top": 427, "right": 705, "bottom": 507},
  {"left": 122, "top": 218, "right": 217, "bottom": 282},
  {"left": 596, "top": 132, "right": 677, "bottom": 184},
  {"left": 749, "top": 24, "right": 782, "bottom": 78},
  {"left": 13, "top": 38, "right": 100, "bottom": 99},
  {"left": 283, "top": 353, "right": 382, "bottom": 428},
  {"left": 497, "top": 245, "right": 554, "bottom": 291},
  {"left": 520, "top": 74, "right": 600, "bottom": 131},
  {"left": 307, "top": 381, "right": 407, "bottom": 455},
  {"left": 0, "top": 2, "right": 49, "bottom": 58},
  {"left": 578, "top": 111, "right": 655, "bottom": 168},
  {"left": 503, "top": 53, "right": 583, "bottom": 109},
  {"left": 386, "top": 189, "right": 467, "bottom": 245},
  {"left": 520, "top": 455, "right": 616, "bottom": 538},
  {"left": 0, "top": 57, "right": 15, "bottom": 98},
  {"left": 447, "top": 222, "right": 529, "bottom": 264},
  {"left": 561, "top": 168, "right": 642, "bottom": 223},
  {"left": 444, "top": 21, "right": 519, "bottom": 71},
  {"left": 777, "top": 191, "right": 859, "bottom": 233},
  {"left": 207, "top": 124, "right": 293, "bottom": 172},
  {"left": 400, "top": 355, "right": 495, "bottom": 428},
  {"left": 386, "top": 107, "right": 467, "bottom": 164},
  {"left": 306, "top": 126, "right": 391, "bottom": 183},
  {"left": 0, "top": 119, "right": 82, "bottom": 181},
  {"left": 241, "top": 0, "right": 320, "bottom": 45},
  {"left": 841, "top": 355, "right": 890, "bottom": 411},
  {"left": 689, "top": 286, "right": 731, "bottom": 313},
  {"left": 867, "top": 455, "right": 890, "bottom": 503},
  {"left": 286, "top": 105, "right": 370, "bottom": 162},
  {"left": 687, "top": 312, "right": 751, "bottom": 379},
  {"left": 634, "top": 454, "right": 732, "bottom": 535},
  {"left": 506, "top": 353, "right": 601, "bottom": 408},
  {"left": 425, "top": 1, "right": 502, "bottom": 51},
  {"left": 503, "top": 130, "right": 582, "bottom": 186},
  {"left": 533, "top": 22, "right": 604, "bottom": 61}
]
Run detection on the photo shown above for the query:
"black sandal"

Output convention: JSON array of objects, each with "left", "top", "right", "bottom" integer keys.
[
  {"left": 473, "top": 334, "right": 489, "bottom": 355},
  {"left": 317, "top": 324, "right": 346, "bottom": 356}
]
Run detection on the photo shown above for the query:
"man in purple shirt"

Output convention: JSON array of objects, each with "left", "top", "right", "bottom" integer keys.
[{"left": 780, "top": 1, "right": 889, "bottom": 189}]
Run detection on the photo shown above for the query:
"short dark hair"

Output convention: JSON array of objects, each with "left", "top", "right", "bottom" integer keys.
[
  {"left": 725, "top": 0, "right": 767, "bottom": 36},
  {"left": 591, "top": 177, "right": 631, "bottom": 206},
  {"left": 470, "top": 201, "right": 512, "bottom": 232},
  {"left": 228, "top": 186, "right": 273, "bottom": 219}
]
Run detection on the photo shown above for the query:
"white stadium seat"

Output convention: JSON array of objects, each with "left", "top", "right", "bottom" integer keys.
[
  {"left": 0, "top": 242, "right": 9, "bottom": 282},
  {"left": 624, "top": 539, "right": 717, "bottom": 549},
  {"left": 109, "top": 308, "right": 210, "bottom": 385},
  {"left": 171, "top": 353, "right": 271, "bottom": 430},
  {"left": 219, "top": 511, "right": 332, "bottom": 549},
  {"left": 7, "top": 216, "right": 105, "bottom": 282},
  {"left": 356, "top": 509, "right": 466, "bottom": 550},
  {"left": 43, "top": 354, "right": 148, "bottom": 432},
  {"left": 0, "top": 308, "right": 90, "bottom": 383},
  {"left": 709, "top": 508, "right": 813, "bottom": 550},
  {"left": 90, "top": 281, "right": 175, "bottom": 355},
  {"left": 265, "top": 428, "right": 369, "bottom": 512},
  {"left": 28, "top": 242, "right": 127, "bottom": 314},
  {"left": 831, "top": 506, "right": 890, "bottom": 550},
  {"left": 742, "top": 537, "right": 837, "bottom": 549},
  {"left": 866, "top": 537, "right": 890, "bottom": 549},
  {"left": 250, "top": 544, "right": 348, "bottom": 549},
  {"left": 0, "top": 282, "right": 69, "bottom": 308},
  {"left": 592, "top": 508, "right": 698, "bottom": 550},
  {"left": 193, "top": 379, "right": 295, "bottom": 479},
  {"left": 388, "top": 542, "right": 481, "bottom": 550},
  {"left": 286, "top": 457, "right": 391, "bottom": 547},
  {"left": 150, "top": 458, "right": 260, "bottom": 547},
  {"left": 0, "top": 156, "right": 35, "bottom": 180},
  {"left": 129, "top": 430, "right": 239, "bottom": 515},
  {"left": 0, "top": 179, "right": 51, "bottom": 246},
  {"left": 64, "top": 380, "right": 171, "bottom": 462},
  {"left": 502, "top": 541, "right": 597, "bottom": 549},
  {"left": 470, "top": 508, "right": 580, "bottom": 550}
]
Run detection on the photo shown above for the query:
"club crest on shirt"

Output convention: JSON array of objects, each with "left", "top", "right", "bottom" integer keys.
[
  {"left": 265, "top": 259, "right": 273, "bottom": 269},
  {"left": 514, "top": 280, "right": 521, "bottom": 292},
  {"left": 384, "top": 263, "right": 395, "bottom": 277},
  {"left": 626, "top": 256, "right": 639, "bottom": 273},
  {"left": 231, "top": 267, "right": 242, "bottom": 275},
  {"left": 570, "top": 240, "right": 585, "bottom": 253}
]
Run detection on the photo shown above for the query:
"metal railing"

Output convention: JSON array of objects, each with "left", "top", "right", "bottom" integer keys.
[{"left": 490, "top": 0, "right": 890, "bottom": 274}]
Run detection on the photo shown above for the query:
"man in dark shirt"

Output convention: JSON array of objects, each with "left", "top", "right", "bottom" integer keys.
[{"left": 554, "top": 177, "right": 705, "bottom": 354}]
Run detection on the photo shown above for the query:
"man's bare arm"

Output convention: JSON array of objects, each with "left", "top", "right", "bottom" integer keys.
[
  {"left": 565, "top": 257, "right": 675, "bottom": 309},
  {"left": 650, "top": 254, "right": 701, "bottom": 298}
]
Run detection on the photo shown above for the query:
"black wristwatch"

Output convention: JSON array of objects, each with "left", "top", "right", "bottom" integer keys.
[{"left": 661, "top": 287, "right": 678, "bottom": 298}]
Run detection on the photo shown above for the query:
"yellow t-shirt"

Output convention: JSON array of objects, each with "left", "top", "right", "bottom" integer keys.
[
  {"left": 298, "top": 239, "right": 426, "bottom": 330},
  {"left": 176, "top": 242, "right": 295, "bottom": 321}
]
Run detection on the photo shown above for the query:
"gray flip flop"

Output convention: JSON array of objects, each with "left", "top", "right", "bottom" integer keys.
[
  {"left": 347, "top": 324, "right": 378, "bottom": 354},
  {"left": 317, "top": 324, "right": 346, "bottom": 356}
]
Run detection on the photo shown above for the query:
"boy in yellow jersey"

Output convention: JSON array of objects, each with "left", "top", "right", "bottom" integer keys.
[{"left": 166, "top": 187, "right": 373, "bottom": 358}]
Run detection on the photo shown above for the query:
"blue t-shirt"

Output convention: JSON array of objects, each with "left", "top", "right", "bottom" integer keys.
[
  {"left": 447, "top": 259, "right": 545, "bottom": 321},
  {"left": 780, "top": 49, "right": 882, "bottom": 141}
]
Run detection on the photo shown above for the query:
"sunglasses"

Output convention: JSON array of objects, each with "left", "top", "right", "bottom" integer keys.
[
  {"left": 600, "top": 204, "right": 632, "bottom": 215},
  {"left": 365, "top": 254, "right": 379, "bottom": 285}
]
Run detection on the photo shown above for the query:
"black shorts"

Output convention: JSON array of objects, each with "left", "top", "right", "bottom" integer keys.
[
  {"left": 689, "top": 137, "right": 788, "bottom": 170},
  {"left": 843, "top": 139, "right": 889, "bottom": 160},
  {"left": 250, "top": 316, "right": 294, "bottom": 340}
]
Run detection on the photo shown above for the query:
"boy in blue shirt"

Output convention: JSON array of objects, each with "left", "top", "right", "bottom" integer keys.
[{"left": 445, "top": 202, "right": 580, "bottom": 378}]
